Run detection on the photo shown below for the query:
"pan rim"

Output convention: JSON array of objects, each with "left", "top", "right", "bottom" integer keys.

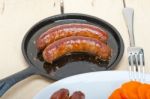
[{"left": 21, "top": 13, "right": 124, "bottom": 71}]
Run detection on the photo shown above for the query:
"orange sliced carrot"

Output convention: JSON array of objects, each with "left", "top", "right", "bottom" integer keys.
[
  {"left": 138, "top": 83, "right": 150, "bottom": 99},
  {"left": 146, "top": 90, "right": 150, "bottom": 99},
  {"left": 121, "top": 81, "right": 141, "bottom": 99},
  {"left": 109, "top": 88, "right": 122, "bottom": 99},
  {"left": 120, "top": 90, "right": 128, "bottom": 99}
]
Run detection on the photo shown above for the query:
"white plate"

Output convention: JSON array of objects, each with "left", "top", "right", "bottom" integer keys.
[{"left": 34, "top": 71, "right": 150, "bottom": 99}]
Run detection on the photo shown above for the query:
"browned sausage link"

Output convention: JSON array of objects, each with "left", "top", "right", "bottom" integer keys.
[
  {"left": 43, "top": 36, "right": 111, "bottom": 63},
  {"left": 50, "top": 88, "right": 69, "bottom": 99},
  {"left": 36, "top": 23, "right": 108, "bottom": 50},
  {"left": 69, "top": 91, "right": 85, "bottom": 99}
]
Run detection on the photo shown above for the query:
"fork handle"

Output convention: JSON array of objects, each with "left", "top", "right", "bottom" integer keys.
[{"left": 123, "top": 8, "right": 135, "bottom": 47}]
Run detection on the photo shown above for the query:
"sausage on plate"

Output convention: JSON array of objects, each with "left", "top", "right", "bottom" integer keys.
[
  {"left": 50, "top": 88, "right": 69, "bottom": 99},
  {"left": 43, "top": 36, "right": 111, "bottom": 63},
  {"left": 70, "top": 91, "right": 85, "bottom": 99},
  {"left": 36, "top": 23, "right": 108, "bottom": 50}
]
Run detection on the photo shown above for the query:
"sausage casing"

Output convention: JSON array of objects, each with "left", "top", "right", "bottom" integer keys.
[
  {"left": 36, "top": 23, "right": 108, "bottom": 50},
  {"left": 43, "top": 36, "right": 111, "bottom": 63},
  {"left": 50, "top": 88, "right": 69, "bottom": 99},
  {"left": 70, "top": 91, "right": 85, "bottom": 99}
]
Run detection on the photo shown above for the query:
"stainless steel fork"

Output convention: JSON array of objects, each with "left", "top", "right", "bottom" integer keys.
[{"left": 122, "top": 1, "right": 145, "bottom": 82}]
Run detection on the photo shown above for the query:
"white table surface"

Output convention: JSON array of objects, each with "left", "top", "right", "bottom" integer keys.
[{"left": 0, "top": 0, "right": 150, "bottom": 98}]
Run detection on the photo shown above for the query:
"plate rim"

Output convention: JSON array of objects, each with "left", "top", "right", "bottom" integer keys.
[{"left": 34, "top": 71, "right": 150, "bottom": 99}]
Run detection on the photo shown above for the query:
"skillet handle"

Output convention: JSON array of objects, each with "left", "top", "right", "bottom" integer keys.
[{"left": 0, "top": 66, "right": 37, "bottom": 97}]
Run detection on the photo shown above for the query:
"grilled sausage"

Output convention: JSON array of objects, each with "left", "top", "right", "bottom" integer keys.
[
  {"left": 69, "top": 91, "right": 85, "bottom": 99},
  {"left": 36, "top": 23, "right": 108, "bottom": 50},
  {"left": 50, "top": 88, "right": 69, "bottom": 99},
  {"left": 43, "top": 36, "right": 111, "bottom": 63}
]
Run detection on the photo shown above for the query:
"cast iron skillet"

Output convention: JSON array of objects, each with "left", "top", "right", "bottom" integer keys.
[{"left": 0, "top": 13, "right": 124, "bottom": 96}]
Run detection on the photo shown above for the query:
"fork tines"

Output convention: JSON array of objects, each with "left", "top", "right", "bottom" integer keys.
[{"left": 128, "top": 47, "right": 145, "bottom": 82}]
